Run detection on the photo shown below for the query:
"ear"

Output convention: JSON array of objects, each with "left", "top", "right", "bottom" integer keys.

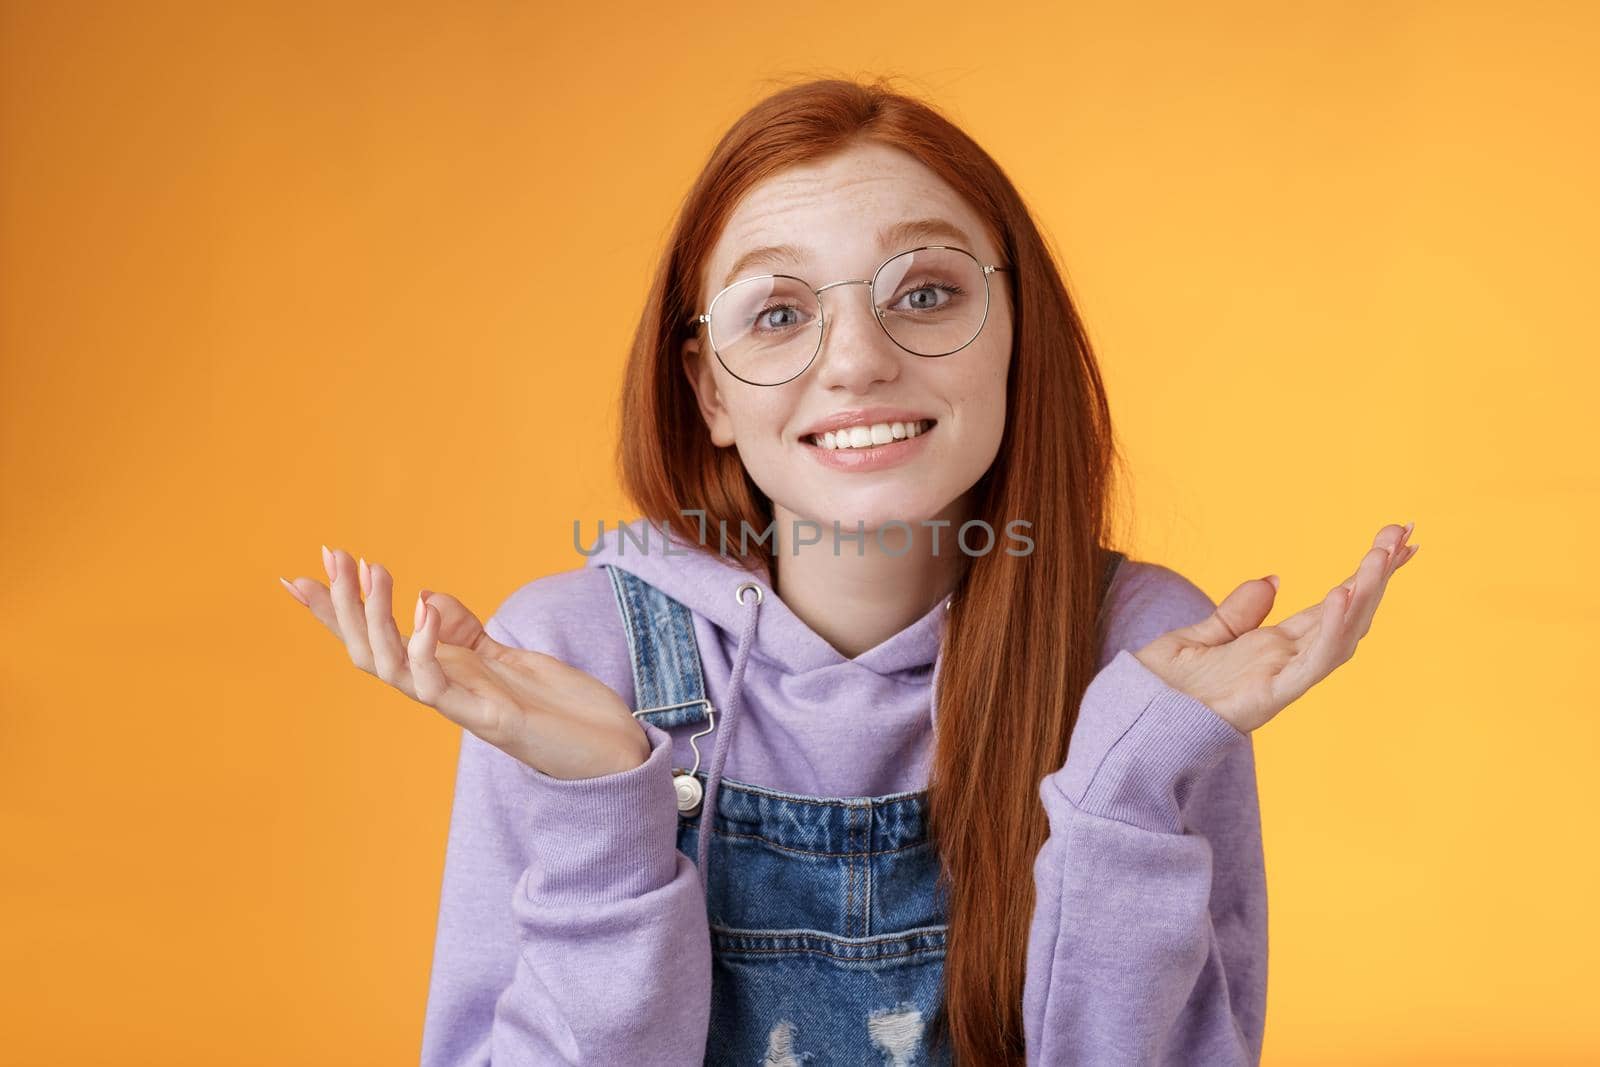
[{"left": 682, "top": 336, "right": 736, "bottom": 447}]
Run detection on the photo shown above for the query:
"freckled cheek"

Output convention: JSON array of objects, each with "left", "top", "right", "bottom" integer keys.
[
  {"left": 936, "top": 365, "right": 1008, "bottom": 442},
  {"left": 728, "top": 401, "right": 800, "bottom": 452}
]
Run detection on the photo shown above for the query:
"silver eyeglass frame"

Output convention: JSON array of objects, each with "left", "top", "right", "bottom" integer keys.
[{"left": 685, "top": 244, "right": 1013, "bottom": 387}]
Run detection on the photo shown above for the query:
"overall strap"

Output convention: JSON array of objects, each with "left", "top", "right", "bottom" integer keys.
[
  {"left": 603, "top": 553, "right": 1121, "bottom": 729},
  {"left": 603, "top": 564, "right": 713, "bottom": 729}
]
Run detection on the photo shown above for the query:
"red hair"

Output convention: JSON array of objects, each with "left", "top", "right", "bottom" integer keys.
[{"left": 618, "top": 75, "right": 1124, "bottom": 1064}]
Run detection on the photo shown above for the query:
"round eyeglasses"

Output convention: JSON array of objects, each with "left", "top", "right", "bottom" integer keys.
[{"left": 686, "top": 245, "right": 1013, "bottom": 387}]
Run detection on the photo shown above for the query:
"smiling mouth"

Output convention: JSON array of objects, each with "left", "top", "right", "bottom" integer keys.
[{"left": 807, "top": 419, "right": 936, "bottom": 451}]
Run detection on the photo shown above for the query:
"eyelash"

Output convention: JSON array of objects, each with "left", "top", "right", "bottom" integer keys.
[{"left": 756, "top": 281, "right": 965, "bottom": 321}]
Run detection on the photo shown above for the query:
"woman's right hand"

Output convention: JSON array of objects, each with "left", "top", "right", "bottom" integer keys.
[{"left": 280, "top": 545, "right": 651, "bottom": 780}]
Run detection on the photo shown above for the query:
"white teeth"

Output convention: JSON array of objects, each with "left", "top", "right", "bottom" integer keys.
[{"left": 810, "top": 419, "right": 934, "bottom": 450}]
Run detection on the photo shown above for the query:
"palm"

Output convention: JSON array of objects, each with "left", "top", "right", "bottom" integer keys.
[
  {"left": 284, "top": 547, "right": 642, "bottom": 779},
  {"left": 1134, "top": 522, "right": 1419, "bottom": 734}
]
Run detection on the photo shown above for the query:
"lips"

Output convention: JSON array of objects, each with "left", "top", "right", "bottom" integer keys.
[
  {"left": 808, "top": 418, "right": 935, "bottom": 450},
  {"left": 797, "top": 406, "right": 939, "bottom": 440},
  {"left": 801, "top": 416, "right": 935, "bottom": 472}
]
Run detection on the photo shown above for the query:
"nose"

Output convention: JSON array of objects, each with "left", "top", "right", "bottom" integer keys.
[{"left": 810, "top": 279, "right": 902, "bottom": 394}]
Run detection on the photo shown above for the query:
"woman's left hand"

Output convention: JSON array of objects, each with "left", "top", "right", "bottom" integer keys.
[{"left": 1133, "top": 522, "right": 1419, "bottom": 734}]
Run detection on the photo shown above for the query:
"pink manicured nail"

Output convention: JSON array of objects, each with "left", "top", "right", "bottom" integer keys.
[
  {"left": 414, "top": 593, "right": 427, "bottom": 631},
  {"left": 279, "top": 577, "right": 309, "bottom": 606},
  {"left": 359, "top": 557, "right": 371, "bottom": 598},
  {"left": 322, "top": 545, "right": 336, "bottom": 582},
  {"left": 1263, "top": 574, "right": 1279, "bottom": 590}
]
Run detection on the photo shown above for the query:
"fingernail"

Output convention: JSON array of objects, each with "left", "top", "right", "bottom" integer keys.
[
  {"left": 1263, "top": 574, "right": 1280, "bottom": 590},
  {"left": 414, "top": 592, "right": 426, "bottom": 631},
  {"left": 322, "top": 545, "right": 336, "bottom": 582},
  {"left": 279, "top": 576, "right": 309, "bottom": 606},
  {"left": 1403, "top": 520, "right": 1414, "bottom": 539},
  {"left": 359, "top": 557, "right": 371, "bottom": 598}
]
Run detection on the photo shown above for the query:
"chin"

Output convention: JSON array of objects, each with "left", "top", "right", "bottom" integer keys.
[{"left": 789, "top": 489, "right": 958, "bottom": 535}]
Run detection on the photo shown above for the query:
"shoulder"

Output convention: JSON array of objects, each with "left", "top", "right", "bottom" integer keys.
[
  {"left": 1099, "top": 557, "right": 1218, "bottom": 665},
  {"left": 481, "top": 565, "right": 633, "bottom": 693}
]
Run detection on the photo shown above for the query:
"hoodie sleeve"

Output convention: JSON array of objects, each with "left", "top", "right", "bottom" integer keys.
[
  {"left": 1023, "top": 565, "right": 1269, "bottom": 1066},
  {"left": 419, "top": 585, "right": 712, "bottom": 1066}
]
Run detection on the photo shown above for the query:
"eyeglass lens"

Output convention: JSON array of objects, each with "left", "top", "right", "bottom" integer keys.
[{"left": 707, "top": 247, "right": 992, "bottom": 386}]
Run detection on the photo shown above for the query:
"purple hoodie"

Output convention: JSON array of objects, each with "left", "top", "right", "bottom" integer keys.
[{"left": 419, "top": 519, "right": 1267, "bottom": 1065}]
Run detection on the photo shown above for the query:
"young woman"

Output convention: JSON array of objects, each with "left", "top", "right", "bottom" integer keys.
[{"left": 282, "top": 78, "right": 1417, "bottom": 1066}]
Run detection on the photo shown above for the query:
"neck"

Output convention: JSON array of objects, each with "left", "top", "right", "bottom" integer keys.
[{"left": 769, "top": 496, "right": 971, "bottom": 659}]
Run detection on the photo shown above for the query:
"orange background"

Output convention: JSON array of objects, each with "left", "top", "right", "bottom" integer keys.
[{"left": 3, "top": 1, "right": 1596, "bottom": 1063}]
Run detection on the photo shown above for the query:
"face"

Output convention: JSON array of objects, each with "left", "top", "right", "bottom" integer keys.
[{"left": 683, "top": 140, "right": 1013, "bottom": 536}]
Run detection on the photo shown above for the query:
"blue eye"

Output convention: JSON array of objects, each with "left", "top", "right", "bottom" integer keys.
[
  {"left": 891, "top": 281, "right": 966, "bottom": 313},
  {"left": 757, "top": 304, "right": 805, "bottom": 331}
]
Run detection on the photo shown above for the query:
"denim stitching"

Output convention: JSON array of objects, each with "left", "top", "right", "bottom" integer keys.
[{"left": 687, "top": 826, "right": 936, "bottom": 859}]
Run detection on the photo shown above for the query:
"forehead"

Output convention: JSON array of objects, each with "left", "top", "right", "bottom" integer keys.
[{"left": 705, "top": 141, "right": 995, "bottom": 289}]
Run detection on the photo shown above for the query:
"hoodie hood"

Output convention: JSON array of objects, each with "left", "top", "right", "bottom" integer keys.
[
  {"left": 584, "top": 517, "right": 951, "bottom": 882},
  {"left": 585, "top": 518, "right": 948, "bottom": 678},
  {"left": 583, "top": 517, "right": 950, "bottom": 793}
]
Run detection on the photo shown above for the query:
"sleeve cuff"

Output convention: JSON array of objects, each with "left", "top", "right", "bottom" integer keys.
[
  {"left": 514, "top": 719, "right": 683, "bottom": 904},
  {"left": 1052, "top": 648, "right": 1247, "bottom": 833}
]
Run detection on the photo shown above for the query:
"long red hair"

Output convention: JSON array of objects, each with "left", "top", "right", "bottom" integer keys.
[{"left": 618, "top": 75, "right": 1123, "bottom": 1064}]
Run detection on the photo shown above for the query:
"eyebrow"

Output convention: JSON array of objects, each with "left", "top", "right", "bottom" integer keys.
[{"left": 719, "top": 217, "right": 978, "bottom": 288}]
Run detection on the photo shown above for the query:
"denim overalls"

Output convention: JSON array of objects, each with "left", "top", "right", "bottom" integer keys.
[{"left": 603, "top": 550, "right": 1124, "bottom": 1066}]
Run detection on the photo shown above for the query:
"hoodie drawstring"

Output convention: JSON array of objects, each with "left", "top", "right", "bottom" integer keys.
[
  {"left": 691, "top": 583, "right": 946, "bottom": 879},
  {"left": 695, "top": 580, "right": 763, "bottom": 879},
  {"left": 928, "top": 594, "right": 953, "bottom": 736}
]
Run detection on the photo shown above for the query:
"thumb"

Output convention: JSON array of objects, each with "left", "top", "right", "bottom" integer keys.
[
  {"left": 1171, "top": 574, "right": 1279, "bottom": 647},
  {"left": 413, "top": 589, "right": 493, "bottom": 650}
]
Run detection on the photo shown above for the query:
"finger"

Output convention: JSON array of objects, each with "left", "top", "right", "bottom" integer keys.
[
  {"left": 1275, "top": 575, "right": 1373, "bottom": 644},
  {"left": 1376, "top": 527, "right": 1417, "bottom": 579},
  {"left": 408, "top": 594, "right": 452, "bottom": 705},
  {"left": 288, "top": 574, "right": 343, "bottom": 637},
  {"left": 324, "top": 546, "right": 376, "bottom": 671},
  {"left": 409, "top": 608, "right": 506, "bottom": 738},
  {"left": 363, "top": 559, "right": 414, "bottom": 693},
  {"left": 1170, "top": 575, "right": 1278, "bottom": 648},
  {"left": 1259, "top": 521, "right": 1418, "bottom": 651},
  {"left": 279, "top": 575, "right": 311, "bottom": 607},
  {"left": 1273, "top": 581, "right": 1354, "bottom": 700},
  {"left": 1335, "top": 524, "right": 1408, "bottom": 592},
  {"left": 1276, "top": 525, "right": 1418, "bottom": 638},
  {"left": 415, "top": 589, "right": 492, "bottom": 651},
  {"left": 1346, "top": 542, "right": 1395, "bottom": 642},
  {"left": 1271, "top": 599, "right": 1326, "bottom": 642},
  {"left": 1386, "top": 521, "right": 1419, "bottom": 571}
]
